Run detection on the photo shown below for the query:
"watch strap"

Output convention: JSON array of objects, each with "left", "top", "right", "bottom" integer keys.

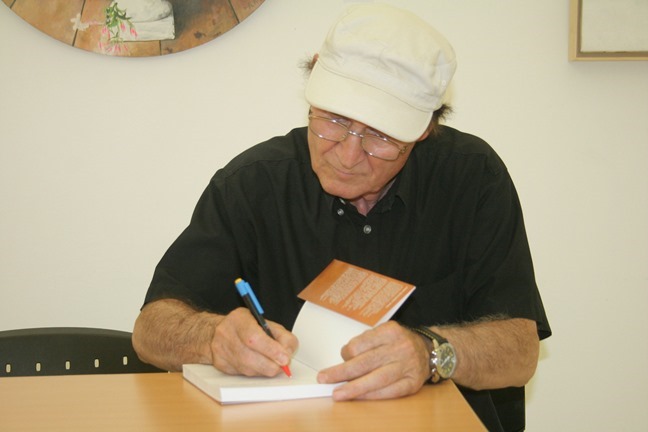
[
  {"left": 409, "top": 325, "right": 448, "bottom": 346},
  {"left": 408, "top": 325, "right": 448, "bottom": 384}
]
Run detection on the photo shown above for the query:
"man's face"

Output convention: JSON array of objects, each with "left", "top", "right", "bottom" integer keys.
[{"left": 307, "top": 107, "right": 417, "bottom": 205}]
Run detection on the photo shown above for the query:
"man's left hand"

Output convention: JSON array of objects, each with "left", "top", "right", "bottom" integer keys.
[{"left": 317, "top": 321, "right": 429, "bottom": 400}]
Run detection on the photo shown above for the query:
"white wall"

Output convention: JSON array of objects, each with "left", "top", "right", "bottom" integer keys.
[{"left": 1, "top": 1, "right": 647, "bottom": 430}]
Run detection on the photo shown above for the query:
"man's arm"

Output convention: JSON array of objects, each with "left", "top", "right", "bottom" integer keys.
[
  {"left": 317, "top": 317, "right": 539, "bottom": 400},
  {"left": 433, "top": 317, "right": 539, "bottom": 390},
  {"left": 132, "top": 299, "right": 221, "bottom": 371},
  {"left": 132, "top": 298, "right": 297, "bottom": 375}
]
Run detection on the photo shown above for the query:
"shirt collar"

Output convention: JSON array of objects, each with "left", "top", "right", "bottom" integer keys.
[{"left": 322, "top": 158, "right": 414, "bottom": 216}]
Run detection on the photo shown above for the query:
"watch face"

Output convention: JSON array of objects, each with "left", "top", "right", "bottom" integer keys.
[{"left": 437, "top": 343, "right": 457, "bottom": 378}]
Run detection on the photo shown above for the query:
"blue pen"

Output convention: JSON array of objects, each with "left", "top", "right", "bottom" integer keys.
[{"left": 234, "top": 278, "right": 292, "bottom": 377}]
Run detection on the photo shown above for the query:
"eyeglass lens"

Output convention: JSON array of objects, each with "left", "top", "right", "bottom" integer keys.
[{"left": 309, "top": 117, "right": 402, "bottom": 161}]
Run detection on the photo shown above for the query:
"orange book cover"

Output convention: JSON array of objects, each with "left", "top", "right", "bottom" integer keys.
[{"left": 297, "top": 259, "right": 416, "bottom": 327}]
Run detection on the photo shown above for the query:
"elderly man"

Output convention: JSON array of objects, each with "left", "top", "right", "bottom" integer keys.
[{"left": 133, "top": 4, "right": 551, "bottom": 431}]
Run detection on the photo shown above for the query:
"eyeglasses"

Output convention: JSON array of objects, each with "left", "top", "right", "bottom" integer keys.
[{"left": 308, "top": 114, "right": 411, "bottom": 161}]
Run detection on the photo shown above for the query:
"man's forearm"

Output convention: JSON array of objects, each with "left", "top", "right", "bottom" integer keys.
[
  {"left": 132, "top": 298, "right": 223, "bottom": 371},
  {"left": 431, "top": 317, "right": 539, "bottom": 391}
]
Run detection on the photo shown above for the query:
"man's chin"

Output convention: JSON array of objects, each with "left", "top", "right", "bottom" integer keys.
[{"left": 320, "top": 183, "right": 361, "bottom": 202}]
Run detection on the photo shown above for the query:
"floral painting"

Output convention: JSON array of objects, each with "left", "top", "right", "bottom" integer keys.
[{"left": 3, "top": 0, "right": 266, "bottom": 57}]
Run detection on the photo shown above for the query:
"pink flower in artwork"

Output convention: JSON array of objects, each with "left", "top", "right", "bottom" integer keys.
[
  {"left": 130, "top": 27, "right": 138, "bottom": 37},
  {"left": 102, "top": 26, "right": 108, "bottom": 35}
]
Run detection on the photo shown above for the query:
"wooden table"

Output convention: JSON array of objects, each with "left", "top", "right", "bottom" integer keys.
[{"left": 0, "top": 372, "right": 485, "bottom": 431}]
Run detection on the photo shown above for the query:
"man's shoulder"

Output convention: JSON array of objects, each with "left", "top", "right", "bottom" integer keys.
[
  {"left": 434, "top": 125, "right": 495, "bottom": 155},
  {"left": 218, "top": 127, "right": 309, "bottom": 178},
  {"left": 418, "top": 125, "right": 506, "bottom": 175}
]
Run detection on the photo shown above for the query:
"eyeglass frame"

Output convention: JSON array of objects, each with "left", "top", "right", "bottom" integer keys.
[{"left": 307, "top": 113, "right": 412, "bottom": 161}]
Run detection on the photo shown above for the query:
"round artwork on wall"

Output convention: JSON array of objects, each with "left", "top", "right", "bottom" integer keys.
[{"left": 4, "top": 0, "right": 266, "bottom": 57}]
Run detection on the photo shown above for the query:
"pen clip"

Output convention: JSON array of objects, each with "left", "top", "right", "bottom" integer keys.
[{"left": 235, "top": 278, "right": 264, "bottom": 315}]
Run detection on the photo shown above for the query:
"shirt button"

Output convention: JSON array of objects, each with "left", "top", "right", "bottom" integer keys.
[
  {"left": 337, "top": 208, "right": 345, "bottom": 216},
  {"left": 363, "top": 225, "right": 372, "bottom": 234}
]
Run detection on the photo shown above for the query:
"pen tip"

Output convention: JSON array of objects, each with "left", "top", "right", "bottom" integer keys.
[{"left": 281, "top": 365, "right": 292, "bottom": 378}]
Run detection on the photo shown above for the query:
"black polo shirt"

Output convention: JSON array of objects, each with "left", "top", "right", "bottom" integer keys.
[{"left": 144, "top": 125, "right": 551, "bottom": 431}]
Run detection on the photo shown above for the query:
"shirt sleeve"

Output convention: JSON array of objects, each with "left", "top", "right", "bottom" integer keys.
[
  {"left": 142, "top": 175, "right": 244, "bottom": 314},
  {"left": 461, "top": 156, "right": 551, "bottom": 340}
]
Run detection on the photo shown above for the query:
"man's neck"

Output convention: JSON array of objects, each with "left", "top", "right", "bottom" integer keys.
[{"left": 349, "top": 179, "right": 396, "bottom": 216}]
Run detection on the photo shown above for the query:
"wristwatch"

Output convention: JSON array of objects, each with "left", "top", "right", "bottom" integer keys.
[{"left": 410, "top": 325, "right": 457, "bottom": 384}]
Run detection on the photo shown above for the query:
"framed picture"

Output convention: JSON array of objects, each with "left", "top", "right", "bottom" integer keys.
[
  {"left": 3, "top": 0, "right": 265, "bottom": 57},
  {"left": 569, "top": 0, "right": 648, "bottom": 61}
]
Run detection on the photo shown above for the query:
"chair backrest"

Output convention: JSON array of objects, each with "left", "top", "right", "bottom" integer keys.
[{"left": 0, "top": 327, "right": 165, "bottom": 377}]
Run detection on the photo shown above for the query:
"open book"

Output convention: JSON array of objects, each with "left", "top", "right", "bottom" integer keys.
[{"left": 183, "top": 259, "right": 415, "bottom": 404}]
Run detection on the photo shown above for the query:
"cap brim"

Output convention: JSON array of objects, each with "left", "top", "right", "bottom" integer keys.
[{"left": 305, "top": 62, "right": 432, "bottom": 143}]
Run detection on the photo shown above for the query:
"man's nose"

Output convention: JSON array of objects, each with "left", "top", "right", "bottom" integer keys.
[{"left": 336, "top": 131, "right": 366, "bottom": 168}]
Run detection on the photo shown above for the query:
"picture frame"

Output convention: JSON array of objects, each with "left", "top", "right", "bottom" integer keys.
[
  {"left": 3, "top": 0, "right": 266, "bottom": 57},
  {"left": 569, "top": 0, "right": 648, "bottom": 61}
]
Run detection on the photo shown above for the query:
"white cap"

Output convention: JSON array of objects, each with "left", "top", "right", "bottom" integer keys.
[{"left": 305, "top": 3, "right": 456, "bottom": 142}]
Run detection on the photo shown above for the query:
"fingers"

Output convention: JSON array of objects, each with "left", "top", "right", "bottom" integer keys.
[
  {"left": 268, "top": 320, "right": 300, "bottom": 356},
  {"left": 317, "top": 321, "right": 429, "bottom": 400},
  {"left": 331, "top": 364, "right": 421, "bottom": 401},
  {"left": 211, "top": 307, "right": 297, "bottom": 377}
]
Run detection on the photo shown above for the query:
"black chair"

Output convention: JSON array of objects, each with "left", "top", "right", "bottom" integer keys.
[{"left": 0, "top": 327, "right": 165, "bottom": 377}]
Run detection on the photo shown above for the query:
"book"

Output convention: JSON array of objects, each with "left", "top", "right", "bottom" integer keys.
[{"left": 183, "top": 259, "right": 416, "bottom": 404}]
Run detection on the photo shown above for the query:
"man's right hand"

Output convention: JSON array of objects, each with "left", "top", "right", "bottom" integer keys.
[
  {"left": 210, "top": 307, "right": 297, "bottom": 376},
  {"left": 132, "top": 299, "right": 297, "bottom": 375}
]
